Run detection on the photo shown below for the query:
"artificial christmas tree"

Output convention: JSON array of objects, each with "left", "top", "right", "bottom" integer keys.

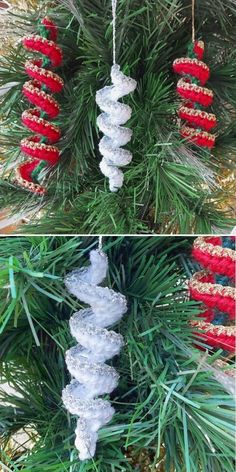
[
  {"left": 0, "top": 0, "right": 235, "bottom": 234},
  {"left": 0, "top": 236, "right": 235, "bottom": 471}
]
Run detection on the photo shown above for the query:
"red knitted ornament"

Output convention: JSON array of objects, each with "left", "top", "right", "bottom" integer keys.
[
  {"left": 173, "top": 41, "right": 217, "bottom": 149},
  {"left": 189, "top": 236, "right": 236, "bottom": 352},
  {"left": 17, "top": 16, "right": 64, "bottom": 194}
]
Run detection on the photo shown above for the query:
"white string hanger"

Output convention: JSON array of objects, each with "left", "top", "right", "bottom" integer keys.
[
  {"left": 112, "top": 0, "right": 117, "bottom": 64},
  {"left": 98, "top": 235, "right": 103, "bottom": 251}
]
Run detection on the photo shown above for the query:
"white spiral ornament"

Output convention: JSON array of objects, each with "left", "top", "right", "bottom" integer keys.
[
  {"left": 62, "top": 249, "right": 127, "bottom": 460},
  {"left": 96, "top": 64, "right": 137, "bottom": 192}
]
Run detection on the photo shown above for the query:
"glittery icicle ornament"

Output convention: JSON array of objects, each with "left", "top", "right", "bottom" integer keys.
[
  {"left": 62, "top": 249, "right": 127, "bottom": 460},
  {"left": 96, "top": 65, "right": 137, "bottom": 192}
]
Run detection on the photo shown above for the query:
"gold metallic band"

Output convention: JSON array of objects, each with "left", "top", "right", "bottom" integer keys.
[
  {"left": 189, "top": 270, "right": 236, "bottom": 300},
  {"left": 190, "top": 319, "right": 236, "bottom": 337},
  {"left": 193, "top": 236, "right": 236, "bottom": 261}
]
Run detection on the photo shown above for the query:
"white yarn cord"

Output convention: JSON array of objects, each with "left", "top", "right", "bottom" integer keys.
[
  {"left": 95, "top": 0, "right": 137, "bottom": 192},
  {"left": 112, "top": 0, "right": 117, "bottom": 65},
  {"left": 62, "top": 249, "right": 127, "bottom": 460},
  {"left": 98, "top": 235, "right": 103, "bottom": 251}
]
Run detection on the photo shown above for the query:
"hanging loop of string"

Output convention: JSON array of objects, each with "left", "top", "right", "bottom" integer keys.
[
  {"left": 112, "top": 0, "right": 117, "bottom": 64},
  {"left": 192, "top": 0, "right": 195, "bottom": 43},
  {"left": 98, "top": 235, "right": 103, "bottom": 251}
]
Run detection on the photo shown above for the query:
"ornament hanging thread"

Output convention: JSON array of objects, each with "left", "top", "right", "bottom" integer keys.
[
  {"left": 189, "top": 236, "right": 236, "bottom": 352},
  {"left": 17, "top": 17, "right": 64, "bottom": 195},
  {"left": 62, "top": 248, "right": 127, "bottom": 460},
  {"left": 95, "top": 0, "right": 137, "bottom": 192}
]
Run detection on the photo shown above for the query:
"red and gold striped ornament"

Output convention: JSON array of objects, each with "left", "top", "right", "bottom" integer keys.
[
  {"left": 17, "top": 16, "right": 64, "bottom": 195},
  {"left": 173, "top": 41, "right": 217, "bottom": 149},
  {"left": 189, "top": 236, "right": 236, "bottom": 352}
]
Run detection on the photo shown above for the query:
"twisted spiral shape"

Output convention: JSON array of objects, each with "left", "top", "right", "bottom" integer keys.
[
  {"left": 17, "top": 17, "right": 64, "bottom": 195},
  {"left": 62, "top": 249, "right": 127, "bottom": 460},
  {"left": 96, "top": 64, "right": 137, "bottom": 192},
  {"left": 173, "top": 41, "right": 217, "bottom": 148},
  {"left": 189, "top": 236, "right": 236, "bottom": 351}
]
